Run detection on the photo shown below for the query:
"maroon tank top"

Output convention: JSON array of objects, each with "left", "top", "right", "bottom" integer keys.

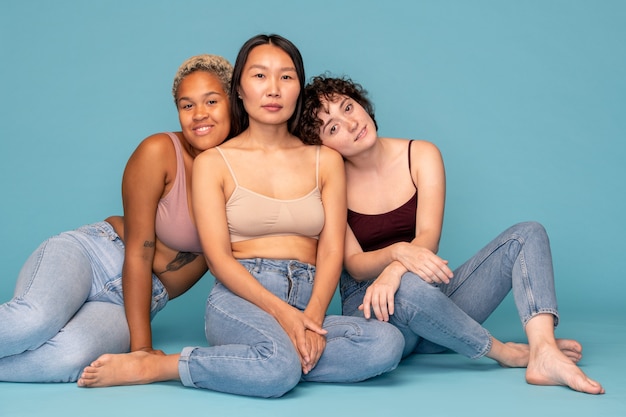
[{"left": 347, "top": 140, "right": 417, "bottom": 252}]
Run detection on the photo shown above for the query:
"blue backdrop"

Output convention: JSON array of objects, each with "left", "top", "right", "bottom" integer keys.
[{"left": 1, "top": 1, "right": 624, "bottom": 327}]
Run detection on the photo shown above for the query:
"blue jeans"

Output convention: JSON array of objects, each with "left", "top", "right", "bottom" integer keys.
[
  {"left": 341, "top": 222, "right": 559, "bottom": 359},
  {"left": 0, "top": 221, "right": 168, "bottom": 382},
  {"left": 178, "top": 258, "right": 404, "bottom": 398}
]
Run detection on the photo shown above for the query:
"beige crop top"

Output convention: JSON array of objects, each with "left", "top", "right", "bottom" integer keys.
[{"left": 216, "top": 146, "right": 325, "bottom": 243}]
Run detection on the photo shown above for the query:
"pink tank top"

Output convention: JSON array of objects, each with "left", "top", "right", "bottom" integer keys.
[{"left": 154, "top": 132, "right": 203, "bottom": 254}]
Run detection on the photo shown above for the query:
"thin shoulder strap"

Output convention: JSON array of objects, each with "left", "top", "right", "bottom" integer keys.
[
  {"left": 407, "top": 140, "right": 417, "bottom": 189},
  {"left": 166, "top": 132, "right": 186, "bottom": 183},
  {"left": 215, "top": 147, "right": 239, "bottom": 186},
  {"left": 315, "top": 146, "right": 320, "bottom": 188}
]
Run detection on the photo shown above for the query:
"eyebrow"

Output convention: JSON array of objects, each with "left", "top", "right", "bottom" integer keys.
[
  {"left": 322, "top": 97, "right": 349, "bottom": 132},
  {"left": 247, "top": 64, "right": 297, "bottom": 72},
  {"left": 176, "top": 91, "right": 222, "bottom": 105}
]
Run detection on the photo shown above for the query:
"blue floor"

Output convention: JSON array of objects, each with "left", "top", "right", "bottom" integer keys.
[{"left": 1, "top": 286, "right": 624, "bottom": 417}]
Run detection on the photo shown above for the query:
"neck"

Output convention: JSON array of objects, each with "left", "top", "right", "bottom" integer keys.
[
  {"left": 345, "top": 137, "right": 386, "bottom": 172},
  {"left": 240, "top": 120, "right": 299, "bottom": 149}
]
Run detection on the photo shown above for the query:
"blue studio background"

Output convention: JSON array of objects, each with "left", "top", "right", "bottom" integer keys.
[{"left": 1, "top": 1, "right": 625, "bottom": 416}]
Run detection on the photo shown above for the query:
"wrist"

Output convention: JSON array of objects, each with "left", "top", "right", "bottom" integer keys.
[
  {"left": 383, "top": 261, "right": 407, "bottom": 277},
  {"left": 390, "top": 242, "right": 408, "bottom": 262}
]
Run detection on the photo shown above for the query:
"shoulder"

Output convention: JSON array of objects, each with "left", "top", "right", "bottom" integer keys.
[
  {"left": 318, "top": 145, "right": 344, "bottom": 176},
  {"left": 132, "top": 132, "right": 177, "bottom": 160},
  {"left": 194, "top": 146, "right": 223, "bottom": 165},
  {"left": 319, "top": 144, "right": 343, "bottom": 165},
  {"left": 192, "top": 147, "right": 231, "bottom": 185},
  {"left": 393, "top": 138, "right": 442, "bottom": 161},
  {"left": 382, "top": 137, "right": 440, "bottom": 153}
]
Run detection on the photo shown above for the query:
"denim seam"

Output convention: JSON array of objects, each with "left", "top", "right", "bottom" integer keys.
[
  {"left": 395, "top": 297, "right": 490, "bottom": 360},
  {"left": 205, "top": 297, "right": 280, "bottom": 365}
]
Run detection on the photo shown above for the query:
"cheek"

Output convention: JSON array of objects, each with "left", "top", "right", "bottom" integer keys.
[
  {"left": 320, "top": 135, "right": 340, "bottom": 150},
  {"left": 178, "top": 112, "right": 190, "bottom": 126}
]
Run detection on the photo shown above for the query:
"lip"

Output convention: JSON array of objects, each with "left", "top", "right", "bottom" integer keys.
[
  {"left": 354, "top": 126, "right": 367, "bottom": 142},
  {"left": 262, "top": 103, "right": 283, "bottom": 112},
  {"left": 193, "top": 125, "right": 214, "bottom": 135}
]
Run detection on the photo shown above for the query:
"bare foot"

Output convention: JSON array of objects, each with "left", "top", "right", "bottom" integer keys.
[
  {"left": 526, "top": 344, "right": 604, "bottom": 394},
  {"left": 556, "top": 338, "right": 582, "bottom": 363},
  {"left": 77, "top": 351, "right": 180, "bottom": 388},
  {"left": 492, "top": 342, "right": 531, "bottom": 368},
  {"left": 492, "top": 339, "right": 583, "bottom": 368}
]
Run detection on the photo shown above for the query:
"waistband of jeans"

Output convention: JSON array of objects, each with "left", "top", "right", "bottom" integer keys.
[
  {"left": 74, "top": 221, "right": 121, "bottom": 241},
  {"left": 237, "top": 257, "right": 315, "bottom": 272}
]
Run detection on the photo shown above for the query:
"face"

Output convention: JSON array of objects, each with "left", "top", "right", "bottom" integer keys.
[
  {"left": 316, "top": 94, "right": 377, "bottom": 157},
  {"left": 176, "top": 70, "right": 230, "bottom": 155},
  {"left": 238, "top": 44, "right": 300, "bottom": 127}
]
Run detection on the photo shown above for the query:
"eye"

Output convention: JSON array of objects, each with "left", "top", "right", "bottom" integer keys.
[
  {"left": 180, "top": 103, "right": 193, "bottom": 110},
  {"left": 207, "top": 99, "right": 218, "bottom": 105},
  {"left": 329, "top": 125, "right": 338, "bottom": 135},
  {"left": 281, "top": 74, "right": 293, "bottom": 80},
  {"left": 345, "top": 103, "right": 352, "bottom": 112},
  {"left": 254, "top": 73, "right": 265, "bottom": 79}
]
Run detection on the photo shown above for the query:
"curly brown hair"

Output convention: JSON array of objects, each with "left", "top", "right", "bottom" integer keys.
[{"left": 299, "top": 74, "right": 377, "bottom": 145}]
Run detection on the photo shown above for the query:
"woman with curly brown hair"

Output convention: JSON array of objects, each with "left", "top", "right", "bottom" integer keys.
[{"left": 298, "top": 74, "right": 604, "bottom": 395}]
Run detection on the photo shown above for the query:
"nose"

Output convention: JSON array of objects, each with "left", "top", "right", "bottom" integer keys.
[
  {"left": 347, "top": 117, "right": 358, "bottom": 132},
  {"left": 266, "top": 77, "right": 281, "bottom": 97},
  {"left": 193, "top": 104, "right": 209, "bottom": 120}
]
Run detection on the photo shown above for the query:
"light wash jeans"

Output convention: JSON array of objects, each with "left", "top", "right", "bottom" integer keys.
[
  {"left": 178, "top": 258, "right": 404, "bottom": 398},
  {"left": 0, "top": 221, "right": 168, "bottom": 382},
  {"left": 341, "top": 221, "right": 559, "bottom": 359}
]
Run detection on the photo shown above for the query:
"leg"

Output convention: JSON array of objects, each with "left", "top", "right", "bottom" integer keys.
[
  {"left": 445, "top": 222, "right": 603, "bottom": 392},
  {"left": 390, "top": 273, "right": 493, "bottom": 359},
  {"left": 302, "top": 314, "right": 404, "bottom": 383},
  {"left": 525, "top": 314, "right": 604, "bottom": 394},
  {"left": 0, "top": 234, "right": 93, "bottom": 358},
  {"left": 0, "top": 302, "right": 129, "bottom": 382},
  {"left": 79, "top": 281, "right": 302, "bottom": 398},
  {"left": 444, "top": 222, "right": 557, "bottom": 326}
]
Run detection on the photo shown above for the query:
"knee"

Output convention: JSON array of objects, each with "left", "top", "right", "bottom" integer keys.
[
  {"left": 350, "top": 320, "right": 404, "bottom": 378},
  {"left": 252, "top": 345, "right": 301, "bottom": 398},
  {"left": 512, "top": 221, "right": 548, "bottom": 240},
  {"left": 371, "top": 322, "right": 404, "bottom": 370},
  {"left": 396, "top": 275, "right": 443, "bottom": 310}
]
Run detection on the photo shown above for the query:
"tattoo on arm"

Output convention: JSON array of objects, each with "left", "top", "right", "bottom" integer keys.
[
  {"left": 144, "top": 241, "right": 155, "bottom": 248},
  {"left": 160, "top": 252, "right": 198, "bottom": 274}
]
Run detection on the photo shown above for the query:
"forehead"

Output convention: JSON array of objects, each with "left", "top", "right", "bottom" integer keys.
[
  {"left": 177, "top": 71, "right": 225, "bottom": 98},
  {"left": 319, "top": 94, "right": 347, "bottom": 115},
  {"left": 246, "top": 44, "right": 294, "bottom": 68}
]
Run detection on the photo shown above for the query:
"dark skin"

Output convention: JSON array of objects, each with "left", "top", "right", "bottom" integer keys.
[{"left": 106, "top": 70, "right": 231, "bottom": 354}]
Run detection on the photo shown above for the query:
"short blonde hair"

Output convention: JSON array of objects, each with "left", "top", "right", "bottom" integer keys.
[{"left": 172, "top": 54, "right": 233, "bottom": 104}]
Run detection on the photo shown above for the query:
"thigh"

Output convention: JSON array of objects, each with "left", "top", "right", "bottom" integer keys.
[
  {"left": 441, "top": 230, "right": 517, "bottom": 324},
  {"left": 0, "top": 301, "right": 129, "bottom": 382},
  {"left": 205, "top": 281, "right": 293, "bottom": 350},
  {"left": 303, "top": 315, "right": 403, "bottom": 383},
  {"left": 0, "top": 235, "right": 95, "bottom": 357}
]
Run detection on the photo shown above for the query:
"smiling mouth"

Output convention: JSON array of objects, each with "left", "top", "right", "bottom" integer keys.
[
  {"left": 194, "top": 125, "right": 213, "bottom": 134},
  {"left": 354, "top": 127, "right": 366, "bottom": 141}
]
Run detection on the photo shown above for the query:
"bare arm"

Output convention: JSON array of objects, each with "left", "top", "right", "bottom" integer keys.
[
  {"left": 343, "top": 140, "right": 452, "bottom": 321},
  {"left": 305, "top": 146, "right": 346, "bottom": 324},
  {"left": 344, "top": 140, "right": 449, "bottom": 282},
  {"left": 121, "top": 134, "right": 171, "bottom": 352}
]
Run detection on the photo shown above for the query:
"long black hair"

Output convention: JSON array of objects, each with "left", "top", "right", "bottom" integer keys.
[{"left": 229, "top": 34, "right": 305, "bottom": 138}]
